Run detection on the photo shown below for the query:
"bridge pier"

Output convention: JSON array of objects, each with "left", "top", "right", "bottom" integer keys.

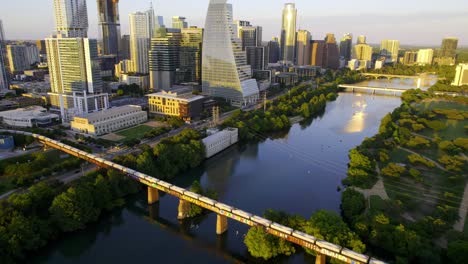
[
  {"left": 315, "top": 253, "right": 326, "bottom": 264},
  {"left": 147, "top": 186, "right": 159, "bottom": 205},
  {"left": 216, "top": 214, "right": 228, "bottom": 235},
  {"left": 178, "top": 199, "right": 191, "bottom": 220}
]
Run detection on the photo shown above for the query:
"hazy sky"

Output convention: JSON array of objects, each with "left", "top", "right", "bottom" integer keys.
[{"left": 0, "top": 0, "right": 467, "bottom": 46}]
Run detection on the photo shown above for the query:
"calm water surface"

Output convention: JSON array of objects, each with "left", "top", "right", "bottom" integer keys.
[{"left": 33, "top": 91, "right": 403, "bottom": 264}]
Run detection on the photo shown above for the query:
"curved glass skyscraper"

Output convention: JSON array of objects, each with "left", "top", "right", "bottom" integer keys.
[
  {"left": 202, "top": 0, "right": 259, "bottom": 107},
  {"left": 280, "top": 3, "right": 297, "bottom": 63}
]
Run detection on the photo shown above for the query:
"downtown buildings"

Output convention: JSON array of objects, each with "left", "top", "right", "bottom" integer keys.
[
  {"left": 280, "top": 3, "right": 297, "bottom": 63},
  {"left": 97, "top": 0, "right": 121, "bottom": 57},
  {"left": 380, "top": 40, "right": 400, "bottom": 63},
  {"left": 202, "top": 0, "right": 259, "bottom": 106},
  {"left": 0, "top": 20, "right": 9, "bottom": 91}
]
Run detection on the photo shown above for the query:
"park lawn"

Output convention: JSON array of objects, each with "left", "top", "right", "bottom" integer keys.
[
  {"left": 116, "top": 125, "right": 153, "bottom": 141},
  {"left": 416, "top": 100, "right": 468, "bottom": 112}
]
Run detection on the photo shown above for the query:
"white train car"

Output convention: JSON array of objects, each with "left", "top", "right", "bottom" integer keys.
[
  {"left": 369, "top": 258, "right": 387, "bottom": 264},
  {"left": 133, "top": 172, "right": 147, "bottom": 180},
  {"left": 270, "top": 223, "right": 293, "bottom": 235},
  {"left": 232, "top": 209, "right": 252, "bottom": 219},
  {"left": 215, "top": 202, "right": 233, "bottom": 213},
  {"left": 316, "top": 240, "right": 342, "bottom": 254},
  {"left": 170, "top": 186, "right": 186, "bottom": 195},
  {"left": 184, "top": 191, "right": 201, "bottom": 200},
  {"left": 199, "top": 197, "right": 216, "bottom": 206},
  {"left": 341, "top": 248, "right": 369, "bottom": 264},
  {"left": 251, "top": 216, "right": 272, "bottom": 227},
  {"left": 292, "top": 231, "right": 316, "bottom": 245},
  {"left": 158, "top": 181, "right": 172, "bottom": 189},
  {"left": 103, "top": 160, "right": 114, "bottom": 167}
]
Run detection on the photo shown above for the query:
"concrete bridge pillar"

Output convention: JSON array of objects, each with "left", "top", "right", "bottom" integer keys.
[
  {"left": 417, "top": 78, "right": 422, "bottom": 89},
  {"left": 216, "top": 214, "right": 228, "bottom": 235},
  {"left": 315, "top": 253, "right": 326, "bottom": 264},
  {"left": 147, "top": 186, "right": 159, "bottom": 205},
  {"left": 178, "top": 199, "right": 191, "bottom": 220}
]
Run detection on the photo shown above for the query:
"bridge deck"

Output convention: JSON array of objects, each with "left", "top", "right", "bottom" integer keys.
[
  {"left": 339, "top": 84, "right": 408, "bottom": 93},
  {"left": 0, "top": 130, "right": 385, "bottom": 264}
]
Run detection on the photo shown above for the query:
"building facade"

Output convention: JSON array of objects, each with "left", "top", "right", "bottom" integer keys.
[
  {"left": 353, "top": 44, "right": 373, "bottom": 62},
  {"left": 280, "top": 3, "right": 297, "bottom": 63},
  {"left": 53, "top": 0, "right": 89, "bottom": 37},
  {"left": 71, "top": 105, "right": 147, "bottom": 136},
  {"left": 380, "top": 39, "right": 400, "bottom": 63},
  {"left": 436, "top": 37, "right": 458, "bottom": 66},
  {"left": 129, "top": 11, "right": 152, "bottom": 74},
  {"left": 147, "top": 89, "right": 205, "bottom": 121},
  {"left": 340, "top": 33, "right": 353, "bottom": 63},
  {"left": 268, "top": 39, "right": 280, "bottom": 63},
  {"left": 417, "top": 49, "right": 434, "bottom": 66},
  {"left": 311, "top": 40, "right": 326, "bottom": 67},
  {"left": 325, "top": 33, "right": 340, "bottom": 69},
  {"left": 172, "top": 16, "right": 188, "bottom": 29},
  {"left": 202, "top": 128, "right": 238, "bottom": 158},
  {"left": 0, "top": 106, "right": 60, "bottom": 128},
  {"left": 452, "top": 63, "right": 468, "bottom": 86},
  {"left": 177, "top": 27, "right": 203, "bottom": 84},
  {"left": 202, "top": 0, "right": 259, "bottom": 106},
  {"left": 6, "top": 44, "right": 40, "bottom": 74},
  {"left": 97, "top": 0, "right": 121, "bottom": 57},
  {"left": 296, "top": 30, "right": 311, "bottom": 66},
  {"left": 402, "top": 51, "right": 418, "bottom": 65},
  {"left": 0, "top": 20, "right": 8, "bottom": 91}
]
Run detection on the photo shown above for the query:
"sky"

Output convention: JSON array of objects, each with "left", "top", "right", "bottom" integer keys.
[{"left": 0, "top": 0, "right": 467, "bottom": 46}]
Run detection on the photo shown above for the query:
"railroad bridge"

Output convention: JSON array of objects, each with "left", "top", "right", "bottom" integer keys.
[{"left": 1, "top": 130, "right": 386, "bottom": 264}]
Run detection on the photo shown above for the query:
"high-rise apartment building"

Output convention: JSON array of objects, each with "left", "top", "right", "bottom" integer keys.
[
  {"left": 178, "top": 27, "right": 203, "bottom": 84},
  {"left": 36, "top": 40, "right": 47, "bottom": 55},
  {"left": 357, "top": 35, "right": 366, "bottom": 45},
  {"left": 129, "top": 11, "right": 152, "bottom": 74},
  {"left": 417, "top": 49, "right": 434, "bottom": 66},
  {"left": 53, "top": 0, "right": 89, "bottom": 37},
  {"left": 340, "top": 33, "right": 353, "bottom": 63},
  {"left": 202, "top": 0, "right": 259, "bottom": 106},
  {"left": 239, "top": 26, "right": 262, "bottom": 50},
  {"left": 436, "top": 37, "right": 458, "bottom": 66},
  {"left": 246, "top": 46, "right": 267, "bottom": 71},
  {"left": 452, "top": 63, "right": 468, "bottom": 86},
  {"left": 402, "top": 51, "right": 418, "bottom": 65},
  {"left": 172, "top": 16, "right": 188, "bottom": 29},
  {"left": 120, "top": 34, "right": 130, "bottom": 60},
  {"left": 0, "top": 20, "right": 8, "bottom": 91},
  {"left": 0, "top": 20, "right": 5, "bottom": 42},
  {"left": 380, "top": 39, "right": 400, "bottom": 63},
  {"left": 280, "top": 3, "right": 297, "bottom": 63},
  {"left": 97, "top": 0, "right": 121, "bottom": 57},
  {"left": 6, "top": 44, "right": 40, "bottom": 73},
  {"left": 296, "top": 30, "right": 311, "bottom": 66},
  {"left": 47, "top": 37, "right": 108, "bottom": 121},
  {"left": 311, "top": 40, "right": 326, "bottom": 67},
  {"left": 268, "top": 39, "right": 280, "bottom": 64},
  {"left": 353, "top": 36, "right": 373, "bottom": 63},
  {"left": 149, "top": 28, "right": 182, "bottom": 90},
  {"left": 325, "top": 33, "right": 340, "bottom": 69}
]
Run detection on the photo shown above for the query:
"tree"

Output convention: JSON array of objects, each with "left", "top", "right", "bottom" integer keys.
[
  {"left": 447, "top": 240, "right": 468, "bottom": 264},
  {"left": 381, "top": 163, "right": 407, "bottom": 178},
  {"left": 341, "top": 189, "right": 366, "bottom": 223},
  {"left": 453, "top": 138, "right": 468, "bottom": 151},
  {"left": 349, "top": 149, "right": 372, "bottom": 171},
  {"left": 245, "top": 226, "right": 289, "bottom": 260}
]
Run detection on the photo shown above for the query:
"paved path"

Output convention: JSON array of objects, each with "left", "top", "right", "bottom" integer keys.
[
  {"left": 454, "top": 183, "right": 468, "bottom": 232},
  {"left": 351, "top": 165, "right": 389, "bottom": 200},
  {"left": 398, "top": 146, "right": 448, "bottom": 172}
]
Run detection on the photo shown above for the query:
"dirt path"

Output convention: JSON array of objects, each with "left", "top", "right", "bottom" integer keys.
[
  {"left": 351, "top": 165, "right": 389, "bottom": 200},
  {"left": 398, "top": 146, "right": 448, "bottom": 172},
  {"left": 454, "top": 183, "right": 468, "bottom": 232}
]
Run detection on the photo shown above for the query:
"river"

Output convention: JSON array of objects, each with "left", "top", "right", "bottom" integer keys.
[{"left": 33, "top": 87, "right": 405, "bottom": 263}]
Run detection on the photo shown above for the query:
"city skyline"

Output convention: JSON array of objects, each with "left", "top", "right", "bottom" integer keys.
[{"left": 0, "top": 0, "right": 466, "bottom": 46}]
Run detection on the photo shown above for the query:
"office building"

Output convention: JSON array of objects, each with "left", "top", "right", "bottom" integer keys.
[
  {"left": 97, "top": 0, "right": 121, "bottom": 57},
  {"left": 325, "top": 33, "right": 340, "bottom": 69},
  {"left": 129, "top": 11, "right": 152, "bottom": 74},
  {"left": 436, "top": 37, "right": 458, "bottom": 66},
  {"left": 296, "top": 30, "right": 311, "bottom": 66},
  {"left": 311, "top": 40, "right": 326, "bottom": 67},
  {"left": 71, "top": 105, "right": 147, "bottom": 136},
  {"left": 120, "top": 34, "right": 130, "bottom": 60},
  {"left": 0, "top": 20, "right": 4, "bottom": 41},
  {"left": 452, "top": 63, "right": 468, "bottom": 86},
  {"left": 280, "top": 3, "right": 297, "bottom": 63},
  {"left": 36, "top": 40, "right": 47, "bottom": 55},
  {"left": 6, "top": 44, "right": 40, "bottom": 73},
  {"left": 172, "top": 16, "right": 188, "bottom": 29},
  {"left": 53, "top": 0, "right": 88, "bottom": 37},
  {"left": 417, "top": 49, "right": 434, "bottom": 66},
  {"left": 357, "top": 35, "right": 366, "bottom": 45},
  {"left": 380, "top": 39, "right": 400, "bottom": 63},
  {"left": 120, "top": 73, "right": 149, "bottom": 90},
  {"left": 46, "top": 37, "right": 109, "bottom": 121},
  {"left": 149, "top": 28, "right": 182, "bottom": 90},
  {"left": 0, "top": 20, "right": 8, "bottom": 91},
  {"left": 115, "top": 59, "right": 134, "bottom": 78},
  {"left": 147, "top": 89, "right": 205, "bottom": 122},
  {"left": 403, "top": 51, "right": 418, "bottom": 65},
  {"left": 178, "top": 27, "right": 203, "bottom": 84},
  {"left": 340, "top": 33, "right": 353, "bottom": 63},
  {"left": 268, "top": 39, "right": 280, "bottom": 63},
  {"left": 202, "top": 0, "right": 259, "bottom": 106},
  {"left": 353, "top": 37, "right": 373, "bottom": 64},
  {"left": 246, "top": 46, "right": 267, "bottom": 70}
]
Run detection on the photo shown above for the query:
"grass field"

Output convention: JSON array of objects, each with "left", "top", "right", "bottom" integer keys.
[
  {"left": 416, "top": 101, "right": 468, "bottom": 112},
  {"left": 115, "top": 125, "right": 153, "bottom": 141}
]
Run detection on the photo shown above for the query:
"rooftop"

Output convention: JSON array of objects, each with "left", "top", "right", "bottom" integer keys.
[
  {"left": 147, "top": 89, "right": 205, "bottom": 103},
  {"left": 0, "top": 106, "right": 59, "bottom": 119}
]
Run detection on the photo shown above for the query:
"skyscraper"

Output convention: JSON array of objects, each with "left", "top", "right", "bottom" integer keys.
[
  {"left": 129, "top": 11, "right": 152, "bottom": 74},
  {"left": 97, "top": 0, "right": 121, "bottom": 56},
  {"left": 436, "top": 37, "right": 458, "bottom": 65},
  {"left": 119, "top": 34, "right": 130, "bottom": 60},
  {"left": 178, "top": 27, "right": 203, "bottom": 84},
  {"left": 202, "top": 0, "right": 259, "bottom": 106},
  {"left": 53, "top": 0, "right": 89, "bottom": 37},
  {"left": 311, "top": 40, "right": 326, "bottom": 67},
  {"left": 353, "top": 36, "right": 372, "bottom": 63},
  {"left": 357, "top": 35, "right": 366, "bottom": 45},
  {"left": 417, "top": 49, "right": 434, "bottom": 66},
  {"left": 268, "top": 39, "right": 280, "bottom": 63},
  {"left": 239, "top": 26, "right": 262, "bottom": 50},
  {"left": 296, "top": 30, "right": 311, "bottom": 66},
  {"left": 325, "top": 34, "right": 340, "bottom": 69},
  {"left": 246, "top": 46, "right": 267, "bottom": 71},
  {"left": 452, "top": 63, "right": 468, "bottom": 86},
  {"left": 340, "top": 33, "right": 353, "bottom": 63},
  {"left": 380, "top": 40, "right": 400, "bottom": 63},
  {"left": 0, "top": 20, "right": 8, "bottom": 91},
  {"left": 6, "top": 44, "right": 40, "bottom": 73},
  {"left": 280, "top": 3, "right": 297, "bottom": 63},
  {"left": 172, "top": 16, "right": 188, "bottom": 29},
  {"left": 149, "top": 28, "right": 182, "bottom": 90},
  {"left": 402, "top": 51, "right": 418, "bottom": 65}
]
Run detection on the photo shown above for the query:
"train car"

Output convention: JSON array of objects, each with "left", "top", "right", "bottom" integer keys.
[
  {"left": 111, "top": 163, "right": 123, "bottom": 170},
  {"left": 184, "top": 191, "right": 201, "bottom": 200},
  {"left": 38, "top": 135, "right": 46, "bottom": 141},
  {"left": 292, "top": 231, "right": 316, "bottom": 245},
  {"left": 133, "top": 172, "right": 147, "bottom": 179},
  {"left": 270, "top": 223, "right": 293, "bottom": 235},
  {"left": 170, "top": 186, "right": 186, "bottom": 195},
  {"left": 251, "top": 216, "right": 272, "bottom": 227},
  {"left": 232, "top": 209, "right": 252, "bottom": 219},
  {"left": 199, "top": 197, "right": 216, "bottom": 206},
  {"left": 369, "top": 258, "right": 387, "bottom": 264},
  {"left": 158, "top": 181, "right": 172, "bottom": 189},
  {"left": 340, "top": 248, "right": 369, "bottom": 264},
  {"left": 95, "top": 158, "right": 106, "bottom": 164},
  {"left": 215, "top": 202, "right": 233, "bottom": 213},
  {"left": 315, "top": 240, "right": 342, "bottom": 254}
]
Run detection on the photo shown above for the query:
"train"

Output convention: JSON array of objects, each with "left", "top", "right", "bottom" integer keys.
[{"left": 0, "top": 130, "right": 385, "bottom": 264}]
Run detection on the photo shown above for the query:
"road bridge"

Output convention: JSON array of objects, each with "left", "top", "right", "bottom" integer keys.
[
  {"left": 361, "top": 73, "right": 438, "bottom": 80},
  {"left": 1, "top": 130, "right": 386, "bottom": 264},
  {"left": 339, "top": 84, "right": 408, "bottom": 96}
]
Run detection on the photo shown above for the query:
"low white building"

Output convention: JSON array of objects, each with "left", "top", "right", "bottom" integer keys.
[
  {"left": 0, "top": 106, "right": 60, "bottom": 127},
  {"left": 202, "top": 128, "right": 239, "bottom": 158},
  {"left": 71, "top": 105, "right": 148, "bottom": 136},
  {"left": 120, "top": 73, "right": 150, "bottom": 90}
]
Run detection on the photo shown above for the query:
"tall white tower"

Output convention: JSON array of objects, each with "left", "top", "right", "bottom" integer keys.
[{"left": 53, "top": 0, "right": 89, "bottom": 37}]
